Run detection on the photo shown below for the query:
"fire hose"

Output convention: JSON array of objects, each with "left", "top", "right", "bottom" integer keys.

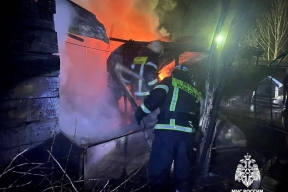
[{"left": 113, "top": 63, "right": 153, "bottom": 150}]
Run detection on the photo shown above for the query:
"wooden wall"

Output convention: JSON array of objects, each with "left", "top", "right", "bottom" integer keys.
[{"left": 0, "top": 0, "right": 60, "bottom": 167}]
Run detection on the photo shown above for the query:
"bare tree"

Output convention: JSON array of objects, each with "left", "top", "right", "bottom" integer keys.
[
  {"left": 246, "top": 0, "right": 288, "bottom": 60},
  {"left": 193, "top": 0, "right": 272, "bottom": 179}
]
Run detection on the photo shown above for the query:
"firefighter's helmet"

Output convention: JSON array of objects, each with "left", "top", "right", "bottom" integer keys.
[
  {"left": 147, "top": 40, "right": 164, "bottom": 54},
  {"left": 172, "top": 64, "right": 191, "bottom": 77}
]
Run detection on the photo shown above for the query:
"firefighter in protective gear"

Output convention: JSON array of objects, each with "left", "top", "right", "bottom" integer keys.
[
  {"left": 128, "top": 40, "right": 164, "bottom": 100},
  {"left": 134, "top": 64, "right": 201, "bottom": 192}
]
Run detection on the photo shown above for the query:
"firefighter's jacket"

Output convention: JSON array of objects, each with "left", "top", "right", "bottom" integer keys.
[
  {"left": 136, "top": 75, "right": 201, "bottom": 133},
  {"left": 129, "top": 47, "right": 160, "bottom": 97}
]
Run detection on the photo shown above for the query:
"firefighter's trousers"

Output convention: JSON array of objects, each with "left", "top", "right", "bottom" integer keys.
[{"left": 148, "top": 130, "right": 194, "bottom": 192}]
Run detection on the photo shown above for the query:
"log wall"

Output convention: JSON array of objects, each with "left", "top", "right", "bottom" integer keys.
[{"left": 0, "top": 0, "right": 60, "bottom": 167}]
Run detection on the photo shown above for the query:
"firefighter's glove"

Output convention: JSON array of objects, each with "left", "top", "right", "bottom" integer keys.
[{"left": 134, "top": 109, "right": 143, "bottom": 125}]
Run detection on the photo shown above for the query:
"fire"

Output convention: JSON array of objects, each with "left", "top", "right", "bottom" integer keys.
[
  {"left": 158, "top": 62, "right": 175, "bottom": 80},
  {"left": 73, "top": 0, "right": 160, "bottom": 42},
  {"left": 66, "top": 0, "right": 166, "bottom": 94},
  {"left": 69, "top": 0, "right": 171, "bottom": 95},
  {"left": 59, "top": 0, "right": 169, "bottom": 143},
  {"left": 58, "top": 0, "right": 207, "bottom": 144},
  {"left": 70, "top": 0, "right": 166, "bottom": 78},
  {"left": 158, "top": 52, "right": 208, "bottom": 80}
]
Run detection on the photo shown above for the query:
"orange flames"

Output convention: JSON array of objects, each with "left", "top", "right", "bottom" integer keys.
[
  {"left": 158, "top": 62, "right": 175, "bottom": 80},
  {"left": 59, "top": 1, "right": 208, "bottom": 141},
  {"left": 64, "top": 0, "right": 169, "bottom": 126},
  {"left": 74, "top": 0, "right": 161, "bottom": 43},
  {"left": 59, "top": 0, "right": 177, "bottom": 142},
  {"left": 71, "top": 0, "right": 173, "bottom": 79},
  {"left": 65, "top": 0, "right": 168, "bottom": 87}
]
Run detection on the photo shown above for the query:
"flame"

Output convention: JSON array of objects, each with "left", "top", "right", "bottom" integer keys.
[
  {"left": 58, "top": 0, "right": 208, "bottom": 144},
  {"left": 67, "top": 0, "right": 164, "bottom": 100},
  {"left": 69, "top": 0, "right": 163, "bottom": 78},
  {"left": 71, "top": 0, "right": 175, "bottom": 81},
  {"left": 158, "top": 52, "right": 208, "bottom": 80},
  {"left": 158, "top": 62, "right": 175, "bottom": 80},
  {"left": 73, "top": 0, "right": 160, "bottom": 42},
  {"left": 59, "top": 0, "right": 167, "bottom": 142}
]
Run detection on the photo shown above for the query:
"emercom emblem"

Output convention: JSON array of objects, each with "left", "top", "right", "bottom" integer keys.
[{"left": 235, "top": 153, "right": 261, "bottom": 187}]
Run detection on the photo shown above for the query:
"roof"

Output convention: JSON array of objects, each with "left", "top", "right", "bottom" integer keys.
[{"left": 258, "top": 60, "right": 288, "bottom": 67}]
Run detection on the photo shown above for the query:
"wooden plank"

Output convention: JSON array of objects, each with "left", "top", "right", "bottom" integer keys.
[
  {"left": 2, "top": 76, "right": 59, "bottom": 101},
  {"left": 0, "top": 118, "right": 59, "bottom": 167},
  {"left": 9, "top": 29, "right": 58, "bottom": 45},
  {"left": 20, "top": 0, "right": 41, "bottom": 19},
  {"left": 8, "top": 40, "right": 58, "bottom": 54},
  {"left": 39, "top": 0, "right": 56, "bottom": 14},
  {"left": 0, "top": 97, "right": 59, "bottom": 128},
  {"left": 68, "top": 0, "right": 109, "bottom": 43},
  {"left": 0, "top": 53, "right": 60, "bottom": 98},
  {"left": 0, "top": 118, "right": 59, "bottom": 149},
  {"left": 8, "top": 52, "right": 60, "bottom": 76},
  {"left": 7, "top": 17, "right": 55, "bottom": 31},
  {"left": 3, "top": 0, "right": 56, "bottom": 21}
]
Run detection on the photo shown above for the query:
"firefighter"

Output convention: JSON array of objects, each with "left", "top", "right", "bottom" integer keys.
[
  {"left": 134, "top": 64, "right": 201, "bottom": 192},
  {"left": 128, "top": 40, "right": 164, "bottom": 101},
  {"left": 106, "top": 40, "right": 142, "bottom": 108}
]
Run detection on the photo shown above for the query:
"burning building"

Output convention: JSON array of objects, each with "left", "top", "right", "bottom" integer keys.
[
  {"left": 1, "top": 0, "right": 288, "bottom": 191},
  {"left": 0, "top": 0, "right": 207, "bottom": 190}
]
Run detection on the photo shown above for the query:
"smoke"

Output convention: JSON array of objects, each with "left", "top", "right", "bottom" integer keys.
[
  {"left": 59, "top": 41, "right": 123, "bottom": 144},
  {"left": 54, "top": 0, "right": 120, "bottom": 145},
  {"left": 75, "top": 0, "right": 159, "bottom": 40},
  {"left": 54, "top": 0, "right": 76, "bottom": 51},
  {"left": 54, "top": 0, "right": 180, "bottom": 145},
  {"left": 74, "top": 0, "right": 178, "bottom": 40},
  {"left": 155, "top": 0, "right": 178, "bottom": 16}
]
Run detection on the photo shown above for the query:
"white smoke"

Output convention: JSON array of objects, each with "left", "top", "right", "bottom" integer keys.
[
  {"left": 54, "top": 0, "right": 76, "bottom": 51},
  {"left": 54, "top": 0, "right": 76, "bottom": 88},
  {"left": 55, "top": 0, "right": 122, "bottom": 145},
  {"left": 54, "top": 0, "right": 180, "bottom": 146}
]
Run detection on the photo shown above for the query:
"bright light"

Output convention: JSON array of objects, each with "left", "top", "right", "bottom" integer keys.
[{"left": 215, "top": 35, "right": 224, "bottom": 43}]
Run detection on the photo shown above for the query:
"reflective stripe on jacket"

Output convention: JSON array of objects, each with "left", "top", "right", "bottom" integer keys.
[
  {"left": 138, "top": 76, "right": 201, "bottom": 133},
  {"left": 130, "top": 47, "right": 159, "bottom": 97}
]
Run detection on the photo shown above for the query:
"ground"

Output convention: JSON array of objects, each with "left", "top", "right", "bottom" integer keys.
[
  {"left": 1, "top": 104, "right": 288, "bottom": 192},
  {"left": 99, "top": 104, "right": 288, "bottom": 192}
]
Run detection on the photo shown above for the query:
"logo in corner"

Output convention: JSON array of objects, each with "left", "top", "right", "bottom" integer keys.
[{"left": 235, "top": 153, "right": 261, "bottom": 187}]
